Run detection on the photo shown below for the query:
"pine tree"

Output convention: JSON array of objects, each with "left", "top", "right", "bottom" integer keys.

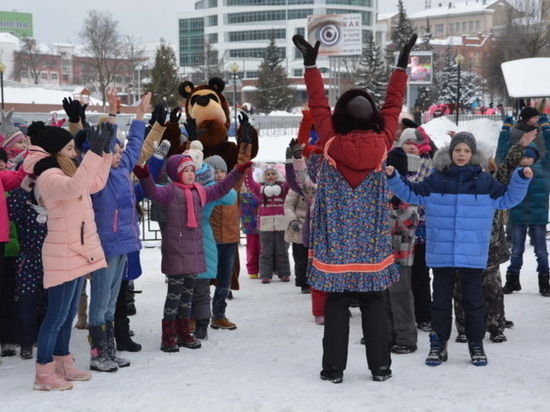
[
  {"left": 355, "top": 33, "right": 388, "bottom": 107},
  {"left": 436, "top": 51, "right": 481, "bottom": 108},
  {"left": 253, "top": 37, "right": 296, "bottom": 113},
  {"left": 416, "top": 18, "right": 438, "bottom": 110},
  {"left": 144, "top": 39, "right": 180, "bottom": 107},
  {"left": 391, "top": 0, "right": 415, "bottom": 51}
]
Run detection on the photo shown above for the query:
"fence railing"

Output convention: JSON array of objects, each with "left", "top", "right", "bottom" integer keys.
[{"left": 139, "top": 198, "right": 162, "bottom": 242}]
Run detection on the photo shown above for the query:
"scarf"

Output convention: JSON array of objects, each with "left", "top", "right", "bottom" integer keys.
[{"left": 173, "top": 182, "right": 207, "bottom": 228}]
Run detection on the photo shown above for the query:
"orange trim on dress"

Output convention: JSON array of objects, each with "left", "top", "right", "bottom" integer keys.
[{"left": 310, "top": 254, "right": 395, "bottom": 274}]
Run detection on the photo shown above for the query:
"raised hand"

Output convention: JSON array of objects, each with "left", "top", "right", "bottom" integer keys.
[
  {"left": 0, "top": 109, "right": 18, "bottom": 138},
  {"left": 169, "top": 107, "right": 182, "bottom": 123},
  {"left": 136, "top": 92, "right": 153, "bottom": 121},
  {"left": 523, "top": 167, "right": 533, "bottom": 179},
  {"left": 519, "top": 129, "right": 537, "bottom": 147},
  {"left": 148, "top": 102, "right": 166, "bottom": 125},
  {"left": 62, "top": 97, "right": 81, "bottom": 123},
  {"left": 288, "top": 138, "right": 303, "bottom": 159},
  {"left": 385, "top": 165, "right": 395, "bottom": 176},
  {"left": 88, "top": 123, "right": 112, "bottom": 156},
  {"left": 153, "top": 140, "right": 172, "bottom": 160},
  {"left": 133, "top": 164, "right": 150, "bottom": 179},
  {"left": 397, "top": 34, "right": 418, "bottom": 69},
  {"left": 237, "top": 111, "right": 255, "bottom": 144},
  {"left": 292, "top": 35, "right": 320, "bottom": 67}
]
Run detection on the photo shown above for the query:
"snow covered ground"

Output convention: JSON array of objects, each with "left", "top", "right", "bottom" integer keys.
[
  {"left": 1, "top": 244, "right": 550, "bottom": 411},
  {"left": 2, "top": 117, "right": 550, "bottom": 411}
]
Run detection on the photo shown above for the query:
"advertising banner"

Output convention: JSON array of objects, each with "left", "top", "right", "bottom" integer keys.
[{"left": 307, "top": 14, "right": 362, "bottom": 56}]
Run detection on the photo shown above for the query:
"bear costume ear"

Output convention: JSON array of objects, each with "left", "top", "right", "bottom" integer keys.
[
  {"left": 208, "top": 77, "right": 225, "bottom": 93},
  {"left": 178, "top": 81, "right": 195, "bottom": 99}
]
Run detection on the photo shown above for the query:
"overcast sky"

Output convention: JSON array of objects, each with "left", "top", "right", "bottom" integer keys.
[{"left": 7, "top": 0, "right": 427, "bottom": 45}]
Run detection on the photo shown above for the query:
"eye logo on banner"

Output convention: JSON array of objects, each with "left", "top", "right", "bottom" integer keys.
[{"left": 307, "top": 14, "right": 362, "bottom": 56}]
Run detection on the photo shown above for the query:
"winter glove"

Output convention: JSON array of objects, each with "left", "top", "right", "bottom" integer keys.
[
  {"left": 169, "top": 107, "right": 182, "bottom": 123},
  {"left": 289, "top": 138, "right": 303, "bottom": 159},
  {"left": 149, "top": 104, "right": 168, "bottom": 127},
  {"left": 538, "top": 114, "right": 549, "bottom": 131},
  {"left": 390, "top": 195, "right": 402, "bottom": 209},
  {"left": 502, "top": 116, "right": 514, "bottom": 131},
  {"left": 237, "top": 142, "right": 253, "bottom": 166},
  {"left": 285, "top": 146, "right": 293, "bottom": 161},
  {"left": 402, "top": 118, "right": 419, "bottom": 129},
  {"left": 237, "top": 112, "right": 255, "bottom": 144},
  {"left": 79, "top": 102, "right": 88, "bottom": 125},
  {"left": 289, "top": 220, "right": 301, "bottom": 233},
  {"left": 88, "top": 123, "right": 112, "bottom": 156},
  {"left": 62, "top": 97, "right": 81, "bottom": 123},
  {"left": 153, "top": 140, "right": 171, "bottom": 160},
  {"left": 292, "top": 35, "right": 320, "bottom": 67},
  {"left": 0, "top": 109, "right": 19, "bottom": 139},
  {"left": 396, "top": 34, "right": 418, "bottom": 69},
  {"left": 133, "top": 164, "right": 150, "bottom": 179},
  {"left": 184, "top": 117, "right": 200, "bottom": 141},
  {"left": 236, "top": 161, "right": 253, "bottom": 174}
]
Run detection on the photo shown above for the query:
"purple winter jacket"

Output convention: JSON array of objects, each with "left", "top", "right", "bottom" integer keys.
[{"left": 139, "top": 155, "right": 245, "bottom": 276}]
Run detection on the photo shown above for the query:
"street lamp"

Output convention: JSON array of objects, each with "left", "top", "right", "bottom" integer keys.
[
  {"left": 455, "top": 54, "right": 465, "bottom": 126},
  {"left": 229, "top": 62, "right": 239, "bottom": 133},
  {"left": 0, "top": 61, "right": 5, "bottom": 110}
]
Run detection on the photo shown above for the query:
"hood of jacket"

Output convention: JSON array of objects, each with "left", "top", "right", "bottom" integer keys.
[
  {"left": 432, "top": 144, "right": 488, "bottom": 173},
  {"left": 195, "top": 163, "right": 215, "bottom": 185},
  {"left": 22, "top": 145, "right": 53, "bottom": 175}
]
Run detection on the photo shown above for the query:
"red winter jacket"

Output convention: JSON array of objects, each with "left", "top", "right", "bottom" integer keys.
[
  {"left": 0, "top": 168, "right": 26, "bottom": 242},
  {"left": 304, "top": 68, "right": 407, "bottom": 188}
]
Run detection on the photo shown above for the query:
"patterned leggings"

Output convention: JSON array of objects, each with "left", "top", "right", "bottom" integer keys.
[{"left": 163, "top": 274, "right": 197, "bottom": 321}]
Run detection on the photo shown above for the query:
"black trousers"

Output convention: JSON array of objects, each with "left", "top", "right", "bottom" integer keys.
[
  {"left": 411, "top": 243, "right": 432, "bottom": 324},
  {"left": 322, "top": 291, "right": 391, "bottom": 373},
  {"left": 292, "top": 243, "right": 308, "bottom": 287}
]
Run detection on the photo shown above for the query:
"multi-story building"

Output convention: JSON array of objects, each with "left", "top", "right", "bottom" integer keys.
[
  {"left": 177, "top": 0, "right": 378, "bottom": 98},
  {"left": 0, "top": 10, "right": 33, "bottom": 38}
]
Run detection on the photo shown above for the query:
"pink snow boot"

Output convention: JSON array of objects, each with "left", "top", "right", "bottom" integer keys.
[
  {"left": 33, "top": 362, "right": 73, "bottom": 391},
  {"left": 54, "top": 354, "right": 92, "bottom": 381}
]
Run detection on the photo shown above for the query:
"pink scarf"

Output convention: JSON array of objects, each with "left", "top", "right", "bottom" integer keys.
[{"left": 173, "top": 182, "right": 207, "bottom": 228}]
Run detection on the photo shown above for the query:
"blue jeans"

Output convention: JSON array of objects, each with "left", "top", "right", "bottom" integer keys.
[
  {"left": 508, "top": 225, "right": 549, "bottom": 273},
  {"left": 89, "top": 254, "right": 127, "bottom": 327},
  {"left": 212, "top": 243, "right": 237, "bottom": 319},
  {"left": 431, "top": 267, "right": 484, "bottom": 342},
  {"left": 36, "top": 277, "right": 83, "bottom": 364}
]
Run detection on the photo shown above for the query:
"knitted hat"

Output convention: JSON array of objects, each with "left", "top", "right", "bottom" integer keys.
[
  {"left": 345, "top": 95, "right": 373, "bottom": 120},
  {"left": 398, "top": 128, "right": 423, "bottom": 147},
  {"left": 205, "top": 155, "right": 227, "bottom": 173},
  {"left": 177, "top": 154, "right": 195, "bottom": 174},
  {"left": 386, "top": 147, "right": 408, "bottom": 176},
  {"left": 184, "top": 140, "right": 204, "bottom": 171},
  {"left": 449, "top": 131, "right": 477, "bottom": 155},
  {"left": 519, "top": 107, "right": 539, "bottom": 122},
  {"left": 1, "top": 130, "right": 25, "bottom": 149},
  {"left": 27, "top": 121, "right": 73, "bottom": 155},
  {"left": 523, "top": 145, "right": 539, "bottom": 161}
]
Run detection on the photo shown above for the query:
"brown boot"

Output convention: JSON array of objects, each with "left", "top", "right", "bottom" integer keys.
[
  {"left": 75, "top": 294, "right": 88, "bottom": 329},
  {"left": 176, "top": 318, "right": 201, "bottom": 349},
  {"left": 161, "top": 319, "right": 179, "bottom": 353},
  {"left": 34, "top": 362, "right": 73, "bottom": 391},
  {"left": 210, "top": 317, "right": 237, "bottom": 330},
  {"left": 54, "top": 354, "right": 92, "bottom": 381}
]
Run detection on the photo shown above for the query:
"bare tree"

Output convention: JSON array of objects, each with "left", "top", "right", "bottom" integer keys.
[
  {"left": 481, "top": 0, "right": 550, "bottom": 99},
  {"left": 79, "top": 10, "right": 126, "bottom": 106},
  {"left": 124, "top": 35, "right": 146, "bottom": 105},
  {"left": 15, "top": 38, "right": 55, "bottom": 84},
  {"left": 196, "top": 40, "right": 224, "bottom": 82}
]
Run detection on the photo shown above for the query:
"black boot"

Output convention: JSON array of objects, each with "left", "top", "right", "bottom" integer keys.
[
  {"left": 88, "top": 325, "right": 118, "bottom": 372},
  {"left": 502, "top": 271, "right": 521, "bottom": 294},
  {"left": 105, "top": 322, "right": 130, "bottom": 367},
  {"left": 425, "top": 331, "right": 448, "bottom": 366},
  {"left": 115, "top": 318, "right": 142, "bottom": 352},
  {"left": 194, "top": 319, "right": 209, "bottom": 340},
  {"left": 538, "top": 273, "right": 550, "bottom": 297}
]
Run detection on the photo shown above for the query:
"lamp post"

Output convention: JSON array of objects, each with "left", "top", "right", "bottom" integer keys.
[
  {"left": 455, "top": 54, "right": 465, "bottom": 126},
  {"left": 229, "top": 62, "right": 239, "bottom": 133},
  {"left": 0, "top": 61, "right": 5, "bottom": 110}
]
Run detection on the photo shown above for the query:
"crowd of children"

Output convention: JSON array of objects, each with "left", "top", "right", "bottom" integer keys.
[{"left": 0, "top": 31, "right": 548, "bottom": 391}]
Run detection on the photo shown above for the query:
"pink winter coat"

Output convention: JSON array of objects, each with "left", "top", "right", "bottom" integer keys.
[
  {"left": 23, "top": 147, "right": 112, "bottom": 288},
  {"left": 0, "top": 169, "right": 26, "bottom": 242}
]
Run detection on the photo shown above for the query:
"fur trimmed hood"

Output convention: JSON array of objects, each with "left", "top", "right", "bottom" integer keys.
[{"left": 432, "top": 144, "right": 489, "bottom": 173}]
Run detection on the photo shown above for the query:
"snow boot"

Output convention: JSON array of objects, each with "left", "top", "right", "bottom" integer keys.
[
  {"left": 126, "top": 281, "right": 138, "bottom": 316},
  {"left": 210, "top": 317, "right": 237, "bottom": 330},
  {"left": 33, "top": 362, "right": 73, "bottom": 391},
  {"left": 74, "top": 293, "right": 88, "bottom": 329},
  {"left": 1, "top": 343, "right": 17, "bottom": 357},
  {"left": 194, "top": 319, "right": 209, "bottom": 340},
  {"left": 115, "top": 318, "right": 142, "bottom": 352},
  {"left": 20, "top": 345, "right": 33, "bottom": 360},
  {"left": 502, "top": 271, "right": 521, "bottom": 294},
  {"left": 425, "top": 331, "right": 448, "bottom": 366},
  {"left": 176, "top": 318, "right": 202, "bottom": 349},
  {"left": 320, "top": 367, "right": 343, "bottom": 384},
  {"left": 105, "top": 322, "right": 130, "bottom": 367},
  {"left": 54, "top": 354, "right": 92, "bottom": 381},
  {"left": 88, "top": 325, "right": 118, "bottom": 372},
  {"left": 538, "top": 273, "right": 550, "bottom": 297},
  {"left": 161, "top": 319, "right": 179, "bottom": 352},
  {"left": 372, "top": 366, "right": 393, "bottom": 382},
  {"left": 468, "top": 341, "right": 488, "bottom": 366}
]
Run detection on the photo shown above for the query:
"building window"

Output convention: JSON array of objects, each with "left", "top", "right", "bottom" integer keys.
[
  {"left": 208, "top": 0, "right": 217, "bottom": 6},
  {"left": 228, "top": 0, "right": 287, "bottom": 5},
  {"left": 229, "top": 29, "right": 285, "bottom": 42},
  {"left": 326, "top": 0, "right": 371, "bottom": 5},
  {"left": 449, "top": 23, "right": 454, "bottom": 33},
  {"left": 51, "top": 73, "right": 58, "bottom": 80},
  {"left": 62, "top": 74, "right": 68, "bottom": 81},
  {"left": 208, "top": 15, "right": 218, "bottom": 26},
  {"left": 469, "top": 21, "right": 474, "bottom": 31},
  {"left": 475, "top": 21, "right": 480, "bottom": 30},
  {"left": 208, "top": 33, "right": 218, "bottom": 43},
  {"left": 435, "top": 24, "right": 444, "bottom": 33},
  {"left": 245, "top": 71, "right": 259, "bottom": 78},
  {"left": 21, "top": 70, "right": 28, "bottom": 79},
  {"left": 455, "top": 22, "right": 460, "bottom": 33},
  {"left": 462, "top": 22, "right": 467, "bottom": 31},
  {"left": 293, "top": 69, "right": 303, "bottom": 77},
  {"left": 229, "top": 47, "right": 285, "bottom": 58},
  {"left": 41, "top": 72, "right": 48, "bottom": 80},
  {"left": 228, "top": 9, "right": 312, "bottom": 24}
]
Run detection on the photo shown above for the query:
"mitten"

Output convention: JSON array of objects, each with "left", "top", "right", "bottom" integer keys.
[
  {"left": 184, "top": 118, "right": 199, "bottom": 141},
  {"left": 236, "top": 161, "right": 253, "bottom": 174},
  {"left": 88, "top": 124, "right": 111, "bottom": 156},
  {"left": 396, "top": 34, "right": 418, "bottom": 69},
  {"left": 133, "top": 164, "right": 150, "bottom": 179},
  {"left": 0, "top": 110, "right": 18, "bottom": 139},
  {"left": 290, "top": 220, "right": 301, "bottom": 232},
  {"left": 237, "top": 112, "right": 254, "bottom": 144},
  {"left": 79, "top": 103, "right": 88, "bottom": 125},
  {"left": 292, "top": 35, "right": 320, "bottom": 67},
  {"left": 289, "top": 138, "right": 303, "bottom": 159},
  {"left": 502, "top": 115, "right": 514, "bottom": 131},
  {"left": 169, "top": 107, "right": 182, "bottom": 123},
  {"left": 62, "top": 97, "right": 80, "bottom": 123},
  {"left": 285, "top": 146, "right": 293, "bottom": 160},
  {"left": 149, "top": 104, "right": 167, "bottom": 126},
  {"left": 153, "top": 140, "right": 171, "bottom": 159},
  {"left": 538, "top": 114, "right": 549, "bottom": 131}
]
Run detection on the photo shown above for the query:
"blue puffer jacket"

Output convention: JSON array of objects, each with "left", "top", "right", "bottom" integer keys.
[
  {"left": 195, "top": 164, "right": 237, "bottom": 279},
  {"left": 387, "top": 146, "right": 532, "bottom": 269},
  {"left": 497, "top": 125, "right": 550, "bottom": 226},
  {"left": 92, "top": 120, "right": 146, "bottom": 259}
]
